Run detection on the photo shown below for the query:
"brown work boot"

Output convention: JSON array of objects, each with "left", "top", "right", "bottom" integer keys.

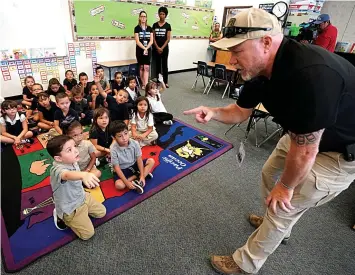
[
  {"left": 210, "top": 255, "right": 250, "bottom": 274},
  {"left": 249, "top": 214, "right": 263, "bottom": 229}
]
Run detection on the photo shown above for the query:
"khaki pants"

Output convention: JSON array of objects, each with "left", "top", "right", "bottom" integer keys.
[
  {"left": 233, "top": 135, "right": 355, "bottom": 274},
  {"left": 63, "top": 192, "right": 106, "bottom": 240}
]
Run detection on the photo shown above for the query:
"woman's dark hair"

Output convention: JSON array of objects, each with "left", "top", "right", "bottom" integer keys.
[
  {"left": 158, "top": 7, "right": 168, "bottom": 16},
  {"left": 133, "top": 96, "right": 152, "bottom": 122}
]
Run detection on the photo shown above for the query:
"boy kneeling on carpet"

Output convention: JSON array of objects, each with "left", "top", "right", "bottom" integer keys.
[
  {"left": 47, "top": 135, "right": 106, "bottom": 240},
  {"left": 110, "top": 120, "right": 155, "bottom": 194}
]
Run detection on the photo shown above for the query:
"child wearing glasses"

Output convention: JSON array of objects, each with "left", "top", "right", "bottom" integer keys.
[{"left": 65, "top": 121, "right": 101, "bottom": 178}]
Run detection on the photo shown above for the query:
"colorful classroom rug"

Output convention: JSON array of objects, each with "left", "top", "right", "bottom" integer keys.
[{"left": 1, "top": 119, "right": 232, "bottom": 272}]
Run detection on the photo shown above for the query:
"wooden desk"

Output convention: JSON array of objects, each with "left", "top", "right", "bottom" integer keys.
[{"left": 96, "top": 59, "right": 137, "bottom": 81}]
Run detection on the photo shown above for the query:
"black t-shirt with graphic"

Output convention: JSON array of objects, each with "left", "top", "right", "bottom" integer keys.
[
  {"left": 54, "top": 108, "right": 79, "bottom": 130},
  {"left": 134, "top": 25, "right": 153, "bottom": 52},
  {"left": 152, "top": 22, "right": 171, "bottom": 48},
  {"left": 237, "top": 38, "right": 355, "bottom": 153}
]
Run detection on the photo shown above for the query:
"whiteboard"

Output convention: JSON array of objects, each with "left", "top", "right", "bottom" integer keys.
[{"left": 0, "top": 0, "right": 67, "bottom": 56}]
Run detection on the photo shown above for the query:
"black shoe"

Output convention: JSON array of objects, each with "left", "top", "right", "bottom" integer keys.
[
  {"left": 132, "top": 180, "right": 144, "bottom": 194},
  {"left": 146, "top": 172, "right": 153, "bottom": 180},
  {"left": 53, "top": 209, "right": 67, "bottom": 230}
]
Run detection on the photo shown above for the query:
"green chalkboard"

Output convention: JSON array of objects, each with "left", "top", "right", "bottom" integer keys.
[{"left": 70, "top": 0, "right": 214, "bottom": 40}]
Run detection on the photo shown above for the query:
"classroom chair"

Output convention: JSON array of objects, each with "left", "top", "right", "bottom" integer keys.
[
  {"left": 204, "top": 64, "right": 231, "bottom": 98},
  {"left": 225, "top": 103, "right": 270, "bottom": 147},
  {"left": 124, "top": 64, "right": 141, "bottom": 88},
  {"left": 191, "top": 61, "right": 212, "bottom": 94}
]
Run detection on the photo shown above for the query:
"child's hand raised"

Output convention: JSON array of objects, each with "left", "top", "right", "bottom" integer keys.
[
  {"left": 94, "top": 75, "right": 101, "bottom": 83},
  {"left": 158, "top": 74, "right": 164, "bottom": 83},
  {"left": 82, "top": 172, "right": 100, "bottom": 189}
]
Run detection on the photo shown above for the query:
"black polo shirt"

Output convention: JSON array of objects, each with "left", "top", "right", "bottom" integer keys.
[
  {"left": 105, "top": 94, "right": 129, "bottom": 122},
  {"left": 63, "top": 78, "right": 78, "bottom": 91},
  {"left": 23, "top": 86, "right": 35, "bottom": 99},
  {"left": 237, "top": 38, "right": 355, "bottom": 153},
  {"left": 38, "top": 101, "right": 59, "bottom": 122},
  {"left": 89, "top": 127, "right": 113, "bottom": 149}
]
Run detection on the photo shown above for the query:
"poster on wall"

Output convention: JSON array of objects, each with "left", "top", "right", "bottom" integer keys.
[
  {"left": 1, "top": 48, "right": 60, "bottom": 61},
  {"left": 70, "top": 0, "right": 214, "bottom": 40},
  {"left": 259, "top": 3, "right": 274, "bottom": 13}
]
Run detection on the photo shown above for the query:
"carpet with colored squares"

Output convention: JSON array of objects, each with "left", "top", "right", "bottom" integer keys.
[{"left": 1, "top": 119, "right": 232, "bottom": 272}]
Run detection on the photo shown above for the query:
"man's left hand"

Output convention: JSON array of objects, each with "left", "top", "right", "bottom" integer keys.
[{"left": 265, "top": 182, "right": 295, "bottom": 214}]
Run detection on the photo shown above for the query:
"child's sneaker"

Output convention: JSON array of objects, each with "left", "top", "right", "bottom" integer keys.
[
  {"left": 163, "top": 120, "right": 173, "bottom": 125},
  {"left": 95, "top": 158, "right": 100, "bottom": 166},
  {"left": 132, "top": 180, "right": 144, "bottom": 194},
  {"left": 53, "top": 209, "right": 67, "bottom": 230},
  {"left": 21, "top": 138, "right": 34, "bottom": 144},
  {"left": 146, "top": 172, "right": 153, "bottom": 180}
]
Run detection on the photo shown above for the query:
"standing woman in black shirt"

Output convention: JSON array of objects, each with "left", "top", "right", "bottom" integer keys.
[
  {"left": 153, "top": 7, "right": 172, "bottom": 87},
  {"left": 134, "top": 11, "right": 154, "bottom": 90}
]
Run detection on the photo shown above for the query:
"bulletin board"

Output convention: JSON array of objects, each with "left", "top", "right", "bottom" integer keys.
[{"left": 70, "top": 0, "right": 214, "bottom": 40}]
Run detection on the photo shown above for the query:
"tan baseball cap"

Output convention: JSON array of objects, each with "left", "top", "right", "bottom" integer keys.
[{"left": 211, "top": 8, "right": 282, "bottom": 50}]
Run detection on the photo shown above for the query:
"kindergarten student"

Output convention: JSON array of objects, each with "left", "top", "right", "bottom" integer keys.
[
  {"left": 110, "top": 120, "right": 155, "bottom": 194},
  {"left": 112, "top": 72, "right": 125, "bottom": 96},
  {"left": 78, "top": 72, "right": 90, "bottom": 97},
  {"left": 47, "top": 78, "right": 66, "bottom": 102},
  {"left": 70, "top": 87, "right": 93, "bottom": 126},
  {"left": 87, "top": 83, "right": 105, "bottom": 110},
  {"left": 125, "top": 76, "right": 141, "bottom": 106},
  {"left": 36, "top": 92, "right": 60, "bottom": 131},
  {"left": 64, "top": 121, "right": 101, "bottom": 178},
  {"left": 22, "top": 76, "right": 35, "bottom": 107},
  {"left": 0, "top": 100, "right": 33, "bottom": 144},
  {"left": 53, "top": 92, "right": 79, "bottom": 135},
  {"left": 130, "top": 96, "right": 158, "bottom": 147},
  {"left": 145, "top": 77, "right": 173, "bottom": 125},
  {"left": 89, "top": 107, "right": 112, "bottom": 157},
  {"left": 63, "top": 70, "right": 78, "bottom": 93},
  {"left": 95, "top": 66, "right": 110, "bottom": 93},
  {"left": 47, "top": 135, "right": 106, "bottom": 239},
  {"left": 95, "top": 76, "right": 129, "bottom": 123},
  {"left": 27, "top": 83, "right": 45, "bottom": 118}
]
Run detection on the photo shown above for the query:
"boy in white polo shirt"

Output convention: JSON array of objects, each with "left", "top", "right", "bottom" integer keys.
[{"left": 110, "top": 120, "right": 155, "bottom": 194}]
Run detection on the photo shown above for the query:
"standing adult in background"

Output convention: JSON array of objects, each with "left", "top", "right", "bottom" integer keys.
[
  {"left": 153, "top": 7, "right": 172, "bottom": 88},
  {"left": 209, "top": 22, "right": 223, "bottom": 62},
  {"left": 313, "top": 14, "right": 338, "bottom": 52},
  {"left": 184, "top": 8, "right": 355, "bottom": 275},
  {"left": 134, "top": 11, "right": 154, "bottom": 90}
]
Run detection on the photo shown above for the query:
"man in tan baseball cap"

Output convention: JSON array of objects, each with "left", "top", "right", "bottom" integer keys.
[
  {"left": 211, "top": 7, "right": 283, "bottom": 82},
  {"left": 184, "top": 7, "right": 355, "bottom": 275}
]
